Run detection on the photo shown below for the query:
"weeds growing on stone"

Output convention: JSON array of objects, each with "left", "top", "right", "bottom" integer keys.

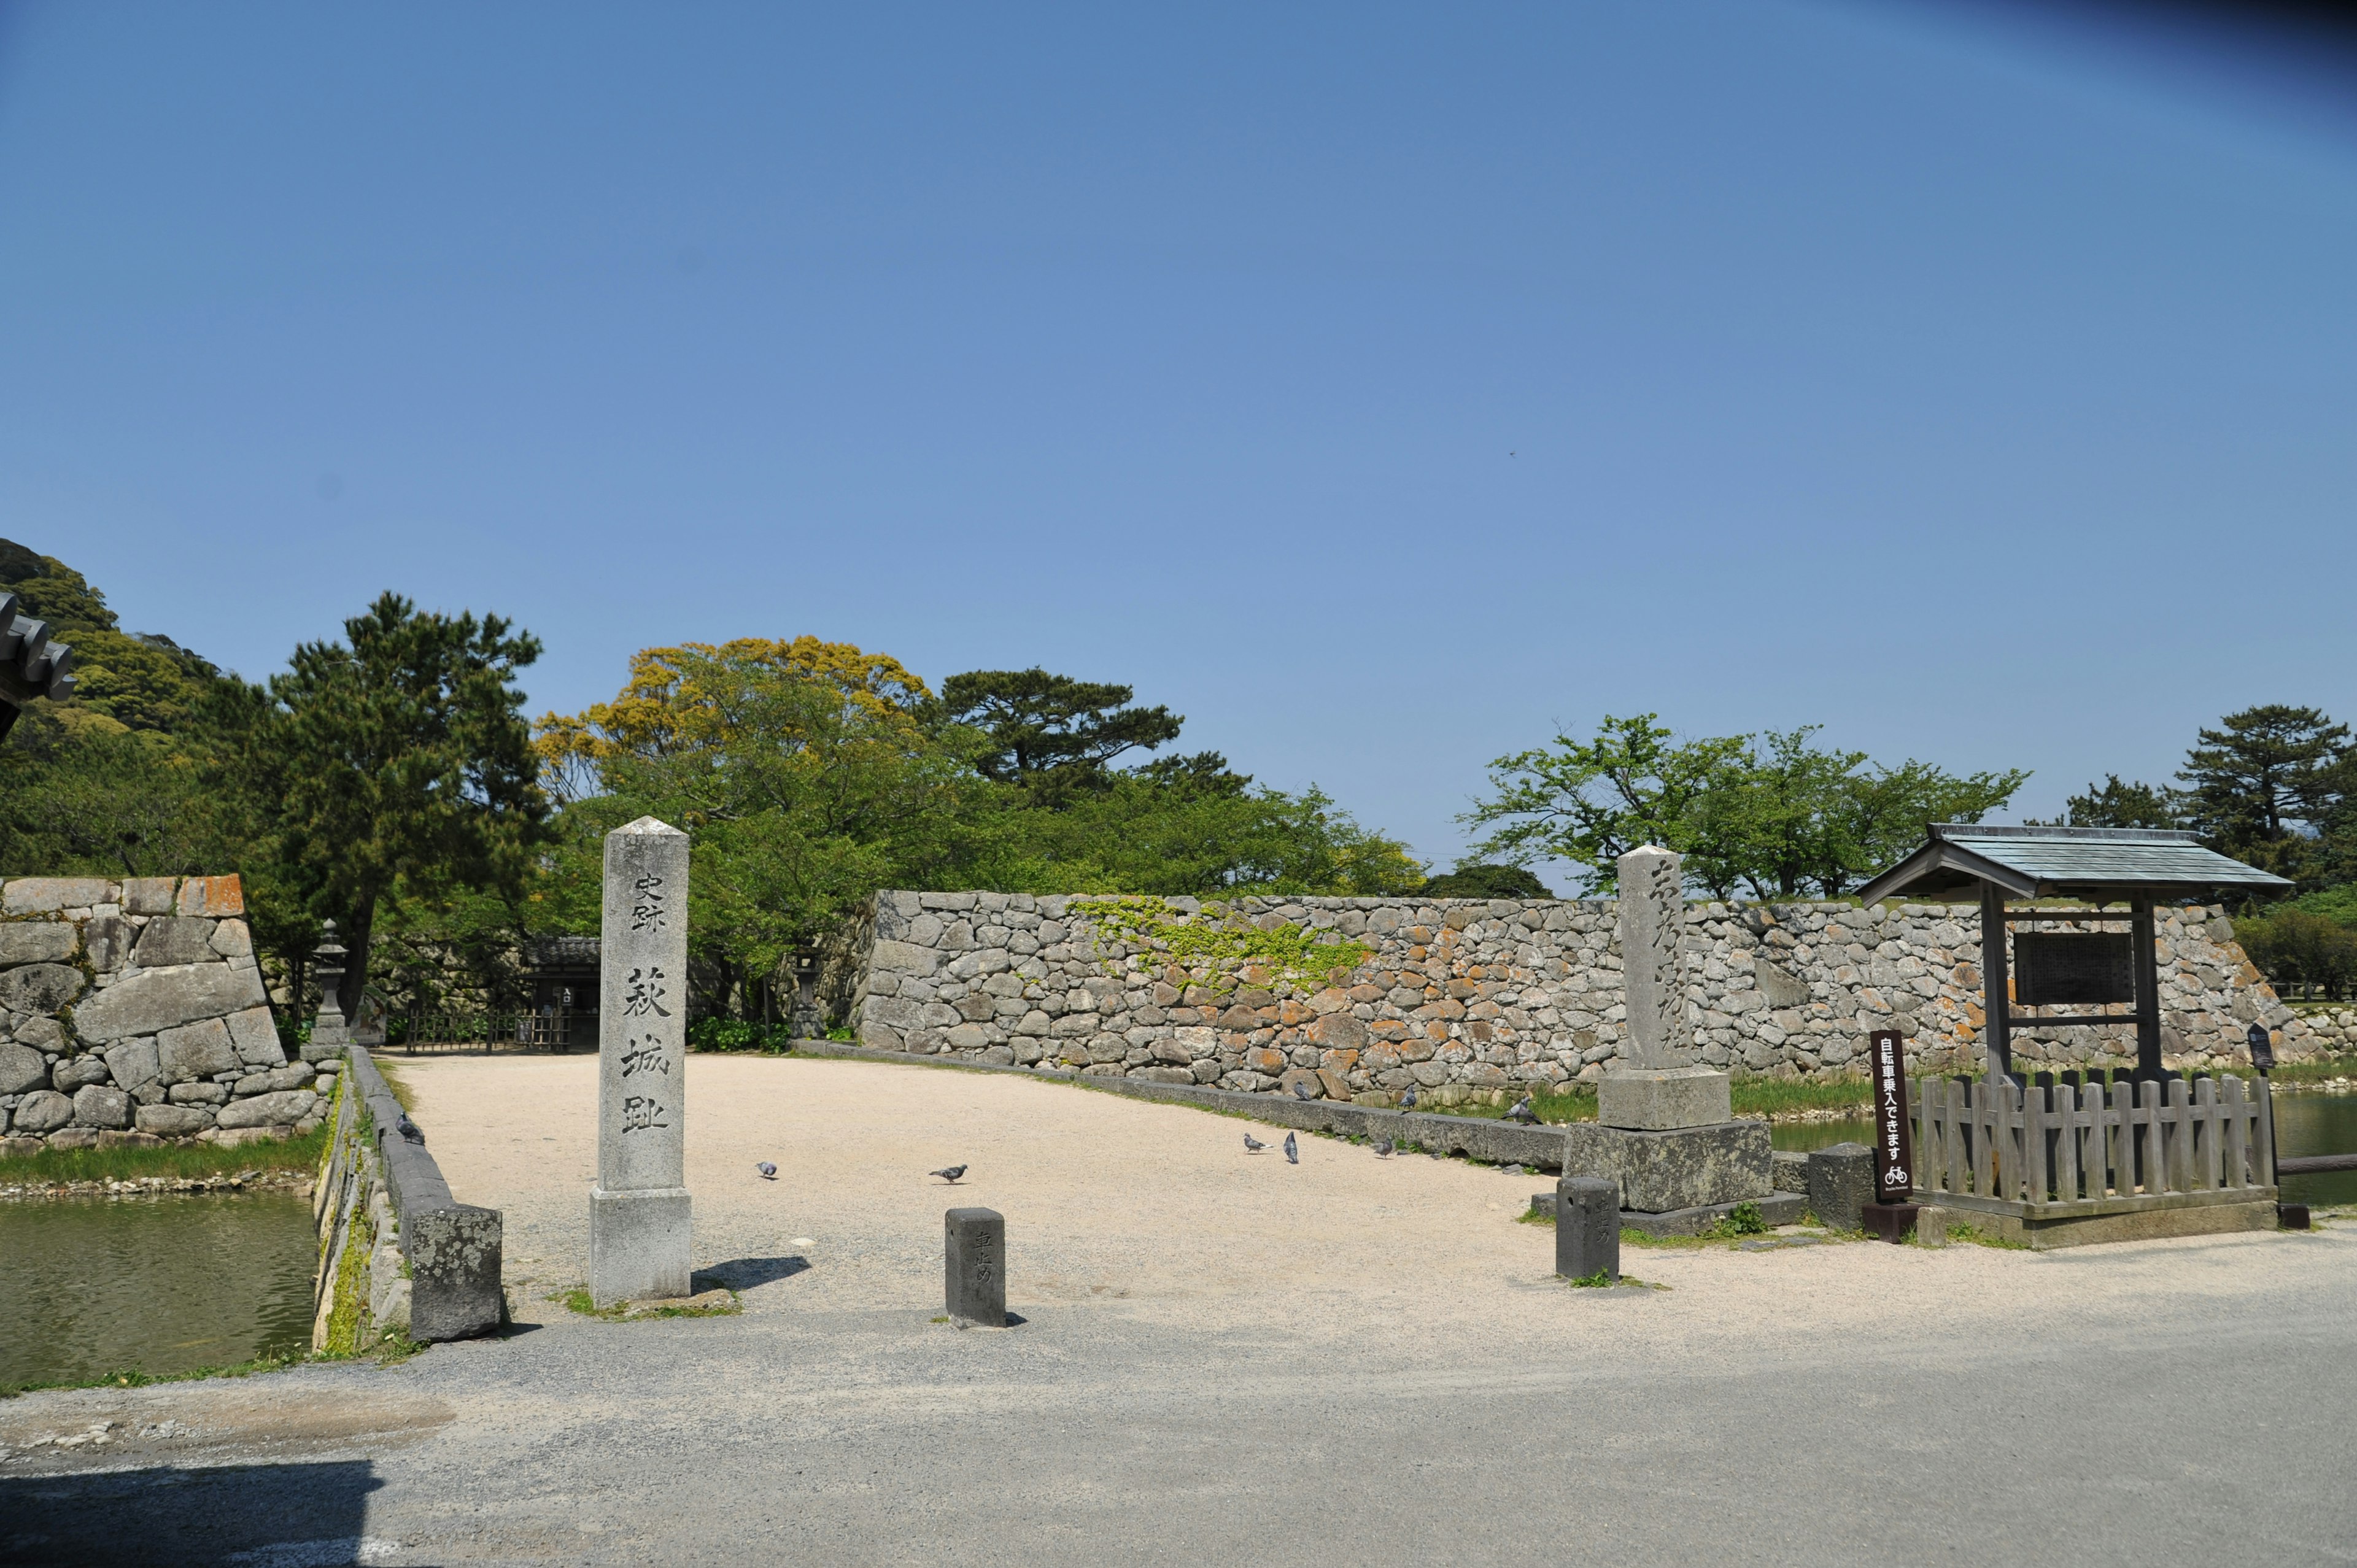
[
  {"left": 1, "top": 1334, "right": 422, "bottom": 1400},
  {"left": 552, "top": 1286, "right": 741, "bottom": 1321},
  {"left": 0, "top": 1126, "right": 328, "bottom": 1188}
]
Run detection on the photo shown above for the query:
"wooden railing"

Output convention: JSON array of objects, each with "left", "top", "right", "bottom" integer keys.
[{"left": 1914, "top": 1075, "right": 2274, "bottom": 1214}]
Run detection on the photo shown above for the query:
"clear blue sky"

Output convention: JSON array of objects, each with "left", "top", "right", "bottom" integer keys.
[{"left": 4, "top": 2, "right": 2353, "bottom": 886}]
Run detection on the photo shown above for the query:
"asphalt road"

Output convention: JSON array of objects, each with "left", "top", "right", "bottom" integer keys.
[
  {"left": 8, "top": 1227, "right": 2353, "bottom": 1566},
  {"left": 4, "top": 1056, "right": 2352, "bottom": 1566}
]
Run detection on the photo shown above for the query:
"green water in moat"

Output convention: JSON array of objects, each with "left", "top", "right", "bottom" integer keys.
[
  {"left": 0, "top": 1191, "right": 319, "bottom": 1391},
  {"left": 1767, "top": 1090, "right": 2357, "bottom": 1207}
]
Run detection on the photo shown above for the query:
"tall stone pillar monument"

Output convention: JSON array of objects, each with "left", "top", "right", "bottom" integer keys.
[
  {"left": 1565, "top": 845, "right": 1787, "bottom": 1231},
  {"left": 590, "top": 816, "right": 693, "bottom": 1305}
]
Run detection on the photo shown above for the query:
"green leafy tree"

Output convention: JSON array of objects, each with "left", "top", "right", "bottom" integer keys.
[
  {"left": 1467, "top": 716, "right": 2025, "bottom": 898},
  {"left": 1420, "top": 863, "right": 1552, "bottom": 899},
  {"left": 2234, "top": 905, "right": 2357, "bottom": 1000},
  {"left": 939, "top": 668, "right": 1184, "bottom": 797},
  {"left": 0, "top": 538, "right": 232, "bottom": 733},
  {"left": 1463, "top": 714, "right": 1750, "bottom": 894},
  {"left": 254, "top": 593, "right": 549, "bottom": 1016},
  {"left": 2178, "top": 705, "right": 2349, "bottom": 882},
  {"left": 2044, "top": 774, "right": 2183, "bottom": 829},
  {"left": 539, "top": 639, "right": 983, "bottom": 1011}
]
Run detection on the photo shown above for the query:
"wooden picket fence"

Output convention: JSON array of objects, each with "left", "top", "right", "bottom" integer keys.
[{"left": 1913, "top": 1074, "right": 2275, "bottom": 1216}]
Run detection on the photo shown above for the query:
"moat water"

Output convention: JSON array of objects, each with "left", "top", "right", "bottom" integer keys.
[{"left": 0, "top": 1190, "right": 318, "bottom": 1392}]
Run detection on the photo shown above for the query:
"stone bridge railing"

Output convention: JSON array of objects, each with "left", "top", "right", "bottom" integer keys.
[{"left": 312, "top": 1045, "right": 503, "bottom": 1347}]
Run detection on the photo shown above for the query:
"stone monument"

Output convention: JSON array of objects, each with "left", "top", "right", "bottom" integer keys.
[
  {"left": 590, "top": 817, "right": 693, "bottom": 1305},
  {"left": 1563, "top": 846, "right": 1796, "bottom": 1234}
]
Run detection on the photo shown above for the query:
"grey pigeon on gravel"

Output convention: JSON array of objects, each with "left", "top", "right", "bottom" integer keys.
[
  {"left": 1283, "top": 1132, "right": 1299, "bottom": 1165},
  {"left": 929, "top": 1165, "right": 967, "bottom": 1184},
  {"left": 1374, "top": 1139, "right": 1394, "bottom": 1158},
  {"left": 1398, "top": 1087, "right": 1417, "bottom": 1110},
  {"left": 755, "top": 1162, "right": 777, "bottom": 1180},
  {"left": 1505, "top": 1095, "right": 1538, "bottom": 1125},
  {"left": 1243, "top": 1132, "right": 1268, "bottom": 1154},
  {"left": 1292, "top": 1080, "right": 1313, "bottom": 1100}
]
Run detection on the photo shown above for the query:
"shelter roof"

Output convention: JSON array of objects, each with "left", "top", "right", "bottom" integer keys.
[{"left": 1853, "top": 823, "right": 2293, "bottom": 904}]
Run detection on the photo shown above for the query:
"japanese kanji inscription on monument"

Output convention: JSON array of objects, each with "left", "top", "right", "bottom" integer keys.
[
  {"left": 1618, "top": 844, "right": 1687, "bottom": 1067},
  {"left": 590, "top": 816, "right": 694, "bottom": 1304}
]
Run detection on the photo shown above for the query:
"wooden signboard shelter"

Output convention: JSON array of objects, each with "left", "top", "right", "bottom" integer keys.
[
  {"left": 1854, "top": 825, "right": 2290, "bottom": 1084},
  {"left": 1851, "top": 825, "right": 2295, "bottom": 1246}
]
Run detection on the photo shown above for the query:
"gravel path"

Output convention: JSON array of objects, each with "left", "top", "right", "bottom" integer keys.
[{"left": 4, "top": 1051, "right": 2351, "bottom": 1566}]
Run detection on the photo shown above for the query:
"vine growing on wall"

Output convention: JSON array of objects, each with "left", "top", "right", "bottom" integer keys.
[{"left": 1068, "top": 895, "right": 1372, "bottom": 995}]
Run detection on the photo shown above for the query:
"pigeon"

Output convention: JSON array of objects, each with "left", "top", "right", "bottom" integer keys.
[
  {"left": 395, "top": 1114, "right": 425, "bottom": 1146},
  {"left": 1398, "top": 1087, "right": 1418, "bottom": 1111},
  {"left": 754, "top": 1162, "right": 777, "bottom": 1180},
  {"left": 1283, "top": 1132, "right": 1299, "bottom": 1165},
  {"left": 1374, "top": 1139, "right": 1394, "bottom": 1158},
  {"left": 1243, "top": 1132, "right": 1268, "bottom": 1154},
  {"left": 1292, "top": 1080, "right": 1314, "bottom": 1101},
  {"left": 929, "top": 1165, "right": 968, "bottom": 1184},
  {"left": 1505, "top": 1095, "right": 1538, "bottom": 1125}
]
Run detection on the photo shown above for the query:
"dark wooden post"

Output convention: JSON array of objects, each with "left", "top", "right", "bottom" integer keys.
[
  {"left": 1980, "top": 881, "right": 2012, "bottom": 1083},
  {"left": 2131, "top": 894, "right": 2163, "bottom": 1080}
]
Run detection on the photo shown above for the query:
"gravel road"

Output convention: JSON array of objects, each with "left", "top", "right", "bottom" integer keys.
[{"left": 4, "top": 1052, "right": 2351, "bottom": 1566}]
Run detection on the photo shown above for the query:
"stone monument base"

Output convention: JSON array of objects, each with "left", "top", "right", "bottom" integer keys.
[
  {"left": 590, "top": 1186, "right": 693, "bottom": 1305},
  {"left": 1562, "top": 1118, "right": 1772, "bottom": 1213},
  {"left": 1528, "top": 1189, "right": 1807, "bottom": 1235},
  {"left": 1597, "top": 1067, "right": 1732, "bottom": 1130}
]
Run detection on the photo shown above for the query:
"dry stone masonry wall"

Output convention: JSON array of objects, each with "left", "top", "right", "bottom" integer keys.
[
  {"left": 0, "top": 875, "right": 333, "bottom": 1152},
  {"left": 846, "top": 891, "right": 2312, "bottom": 1100}
]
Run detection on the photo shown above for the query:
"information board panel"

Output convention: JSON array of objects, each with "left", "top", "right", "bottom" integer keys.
[{"left": 2013, "top": 931, "right": 2135, "bottom": 1006}]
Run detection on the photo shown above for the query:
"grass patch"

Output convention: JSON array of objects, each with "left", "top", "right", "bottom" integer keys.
[
  {"left": 1945, "top": 1222, "right": 2030, "bottom": 1249},
  {"left": 1730, "top": 1076, "right": 1872, "bottom": 1119},
  {"left": 551, "top": 1286, "right": 741, "bottom": 1321},
  {"left": 2268, "top": 1052, "right": 2357, "bottom": 1086},
  {"left": 1419, "top": 1075, "right": 1871, "bottom": 1126},
  {"left": 0, "top": 1124, "right": 328, "bottom": 1186},
  {"left": 369, "top": 1057, "right": 417, "bottom": 1113},
  {"left": 2, "top": 1335, "right": 422, "bottom": 1399}
]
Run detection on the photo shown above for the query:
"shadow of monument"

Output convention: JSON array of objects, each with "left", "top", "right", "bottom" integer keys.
[
  {"left": 696, "top": 1256, "right": 810, "bottom": 1291},
  {"left": 0, "top": 1459, "right": 382, "bottom": 1566}
]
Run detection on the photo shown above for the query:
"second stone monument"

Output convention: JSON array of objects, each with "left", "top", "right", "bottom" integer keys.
[
  {"left": 590, "top": 816, "right": 694, "bottom": 1305},
  {"left": 1563, "top": 844, "right": 1794, "bottom": 1234}
]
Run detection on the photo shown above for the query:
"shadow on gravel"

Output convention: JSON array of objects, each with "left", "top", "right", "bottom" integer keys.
[
  {"left": 1, "top": 1459, "right": 381, "bottom": 1566},
  {"left": 700, "top": 1256, "right": 810, "bottom": 1291}
]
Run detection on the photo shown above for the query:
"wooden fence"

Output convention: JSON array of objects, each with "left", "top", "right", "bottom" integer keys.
[
  {"left": 393, "top": 1010, "right": 587, "bottom": 1053},
  {"left": 1914, "top": 1074, "right": 2275, "bottom": 1216}
]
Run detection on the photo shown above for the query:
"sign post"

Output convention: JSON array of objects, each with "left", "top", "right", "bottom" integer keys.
[{"left": 1859, "top": 1029, "right": 1921, "bottom": 1243}]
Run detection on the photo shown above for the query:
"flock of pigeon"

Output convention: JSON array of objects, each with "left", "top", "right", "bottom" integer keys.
[{"left": 746, "top": 1086, "right": 1547, "bottom": 1185}]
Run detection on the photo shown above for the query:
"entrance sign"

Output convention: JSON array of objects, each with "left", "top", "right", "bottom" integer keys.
[{"left": 1869, "top": 1029, "right": 1914, "bottom": 1203}]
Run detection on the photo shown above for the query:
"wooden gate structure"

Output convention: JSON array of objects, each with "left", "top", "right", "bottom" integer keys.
[{"left": 1855, "top": 824, "right": 2293, "bottom": 1246}]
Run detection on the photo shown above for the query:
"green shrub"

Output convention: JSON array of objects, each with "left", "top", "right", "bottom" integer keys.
[{"left": 686, "top": 1018, "right": 795, "bottom": 1053}]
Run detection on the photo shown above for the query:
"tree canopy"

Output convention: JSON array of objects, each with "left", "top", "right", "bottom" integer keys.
[
  {"left": 1464, "top": 715, "right": 2026, "bottom": 898},
  {"left": 939, "top": 667, "right": 1185, "bottom": 797},
  {"left": 255, "top": 593, "right": 550, "bottom": 1013}
]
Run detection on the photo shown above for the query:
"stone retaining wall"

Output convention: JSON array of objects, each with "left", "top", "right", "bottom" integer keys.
[
  {"left": 0, "top": 875, "right": 333, "bottom": 1152},
  {"left": 843, "top": 891, "right": 2309, "bottom": 1102}
]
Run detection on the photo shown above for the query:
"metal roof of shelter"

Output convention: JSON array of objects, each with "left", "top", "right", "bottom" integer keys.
[{"left": 1854, "top": 824, "right": 2293, "bottom": 904}]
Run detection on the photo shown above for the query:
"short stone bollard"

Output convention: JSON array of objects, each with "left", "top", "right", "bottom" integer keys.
[
  {"left": 1806, "top": 1143, "right": 1874, "bottom": 1233},
  {"left": 1555, "top": 1176, "right": 1619, "bottom": 1283},
  {"left": 945, "top": 1207, "right": 1007, "bottom": 1327}
]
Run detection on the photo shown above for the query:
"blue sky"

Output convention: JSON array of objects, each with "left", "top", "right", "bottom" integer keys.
[{"left": 3, "top": 2, "right": 2353, "bottom": 886}]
